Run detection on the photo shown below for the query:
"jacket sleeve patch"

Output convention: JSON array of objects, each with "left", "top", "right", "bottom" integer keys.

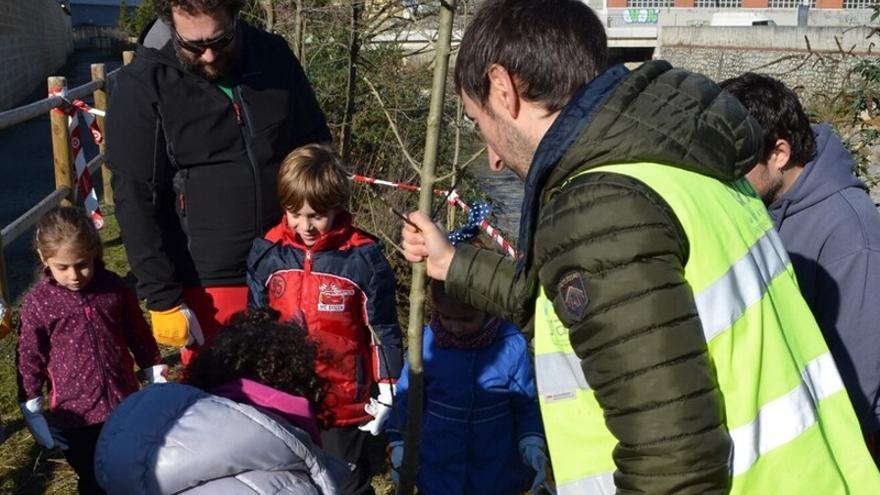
[
  {"left": 269, "top": 274, "right": 286, "bottom": 300},
  {"left": 556, "top": 271, "right": 589, "bottom": 322}
]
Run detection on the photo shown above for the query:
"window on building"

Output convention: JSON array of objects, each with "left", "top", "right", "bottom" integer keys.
[
  {"left": 695, "top": 0, "right": 742, "bottom": 7},
  {"left": 769, "top": 0, "right": 815, "bottom": 7},
  {"left": 843, "top": 0, "right": 874, "bottom": 8},
  {"left": 626, "top": 0, "right": 673, "bottom": 7}
]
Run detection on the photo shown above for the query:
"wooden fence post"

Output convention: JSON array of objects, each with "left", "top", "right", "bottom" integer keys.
[
  {"left": 0, "top": 236, "right": 9, "bottom": 302},
  {"left": 49, "top": 76, "right": 75, "bottom": 206},
  {"left": 91, "top": 63, "right": 112, "bottom": 206}
]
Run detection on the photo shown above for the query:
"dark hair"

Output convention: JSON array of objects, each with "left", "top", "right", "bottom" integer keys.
[
  {"left": 454, "top": 0, "right": 608, "bottom": 113},
  {"left": 277, "top": 143, "right": 351, "bottom": 214},
  {"left": 185, "top": 308, "right": 332, "bottom": 425},
  {"left": 429, "top": 278, "right": 483, "bottom": 321},
  {"left": 155, "top": 0, "right": 244, "bottom": 24},
  {"left": 35, "top": 206, "right": 103, "bottom": 263},
  {"left": 719, "top": 73, "right": 815, "bottom": 166}
]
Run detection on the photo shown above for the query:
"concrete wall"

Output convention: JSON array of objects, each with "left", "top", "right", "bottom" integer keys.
[
  {"left": 658, "top": 26, "right": 877, "bottom": 104},
  {"left": 0, "top": 0, "right": 74, "bottom": 111}
]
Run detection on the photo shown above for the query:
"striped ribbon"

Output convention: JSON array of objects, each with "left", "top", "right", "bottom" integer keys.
[
  {"left": 49, "top": 87, "right": 104, "bottom": 229},
  {"left": 350, "top": 174, "right": 518, "bottom": 258}
]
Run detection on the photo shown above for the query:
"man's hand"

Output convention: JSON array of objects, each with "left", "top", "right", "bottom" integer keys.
[
  {"left": 400, "top": 211, "right": 455, "bottom": 281},
  {"left": 150, "top": 304, "right": 205, "bottom": 348}
]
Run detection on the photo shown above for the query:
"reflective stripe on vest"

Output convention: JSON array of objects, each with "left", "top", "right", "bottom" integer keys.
[
  {"left": 534, "top": 162, "right": 880, "bottom": 494},
  {"left": 695, "top": 228, "right": 789, "bottom": 341},
  {"left": 558, "top": 471, "right": 615, "bottom": 495}
]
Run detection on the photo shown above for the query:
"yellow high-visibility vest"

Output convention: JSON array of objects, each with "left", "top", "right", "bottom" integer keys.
[{"left": 535, "top": 163, "right": 880, "bottom": 494}]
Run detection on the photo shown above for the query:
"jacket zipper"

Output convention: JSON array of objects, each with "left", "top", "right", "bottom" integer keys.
[
  {"left": 304, "top": 249, "right": 313, "bottom": 275},
  {"left": 81, "top": 294, "right": 113, "bottom": 408},
  {"left": 233, "top": 86, "right": 264, "bottom": 237}
]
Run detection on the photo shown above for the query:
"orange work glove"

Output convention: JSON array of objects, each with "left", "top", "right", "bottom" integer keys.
[{"left": 149, "top": 304, "right": 204, "bottom": 348}]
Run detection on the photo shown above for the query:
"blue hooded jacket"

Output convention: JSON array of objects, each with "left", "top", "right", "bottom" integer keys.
[
  {"left": 768, "top": 123, "right": 880, "bottom": 433},
  {"left": 387, "top": 321, "right": 543, "bottom": 495}
]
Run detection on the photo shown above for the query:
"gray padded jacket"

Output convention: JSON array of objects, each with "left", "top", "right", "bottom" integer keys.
[{"left": 94, "top": 383, "right": 347, "bottom": 494}]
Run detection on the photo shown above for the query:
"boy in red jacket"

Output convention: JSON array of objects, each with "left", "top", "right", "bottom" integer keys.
[{"left": 247, "top": 143, "right": 403, "bottom": 495}]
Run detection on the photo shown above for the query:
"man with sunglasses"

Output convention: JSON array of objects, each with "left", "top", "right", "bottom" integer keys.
[{"left": 106, "top": 0, "right": 330, "bottom": 366}]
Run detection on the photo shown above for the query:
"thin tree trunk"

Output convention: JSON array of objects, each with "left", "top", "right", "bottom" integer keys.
[
  {"left": 293, "top": 0, "right": 305, "bottom": 62},
  {"left": 398, "top": 0, "right": 458, "bottom": 492},
  {"left": 341, "top": 0, "right": 362, "bottom": 163}
]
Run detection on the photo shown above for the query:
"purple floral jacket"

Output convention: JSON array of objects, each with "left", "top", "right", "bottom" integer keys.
[{"left": 17, "top": 266, "right": 162, "bottom": 428}]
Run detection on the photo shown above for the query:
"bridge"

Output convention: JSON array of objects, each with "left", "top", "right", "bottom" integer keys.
[{"left": 73, "top": 25, "right": 131, "bottom": 51}]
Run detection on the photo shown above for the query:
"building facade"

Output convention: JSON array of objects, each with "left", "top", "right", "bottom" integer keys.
[{"left": 608, "top": 0, "right": 868, "bottom": 7}]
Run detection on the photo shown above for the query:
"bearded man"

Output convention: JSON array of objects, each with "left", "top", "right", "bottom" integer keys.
[{"left": 106, "top": 0, "right": 330, "bottom": 363}]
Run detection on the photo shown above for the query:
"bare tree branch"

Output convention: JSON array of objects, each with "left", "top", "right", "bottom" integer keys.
[
  {"left": 436, "top": 145, "right": 485, "bottom": 181},
  {"left": 360, "top": 73, "right": 421, "bottom": 172}
]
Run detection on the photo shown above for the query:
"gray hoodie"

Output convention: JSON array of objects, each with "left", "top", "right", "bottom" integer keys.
[{"left": 768, "top": 123, "right": 880, "bottom": 433}]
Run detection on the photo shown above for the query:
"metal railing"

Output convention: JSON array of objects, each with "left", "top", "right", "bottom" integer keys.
[{"left": 0, "top": 51, "right": 135, "bottom": 301}]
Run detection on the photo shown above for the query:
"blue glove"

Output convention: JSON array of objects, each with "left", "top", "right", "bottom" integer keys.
[
  {"left": 520, "top": 435, "right": 555, "bottom": 494},
  {"left": 389, "top": 440, "right": 404, "bottom": 485}
]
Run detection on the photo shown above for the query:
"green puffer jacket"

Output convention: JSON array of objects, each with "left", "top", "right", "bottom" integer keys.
[{"left": 446, "top": 60, "right": 763, "bottom": 494}]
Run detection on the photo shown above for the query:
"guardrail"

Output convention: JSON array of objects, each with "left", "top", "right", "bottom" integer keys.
[{"left": 0, "top": 51, "right": 135, "bottom": 301}]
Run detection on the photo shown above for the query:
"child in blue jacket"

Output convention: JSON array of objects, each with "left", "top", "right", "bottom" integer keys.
[{"left": 387, "top": 279, "right": 552, "bottom": 495}]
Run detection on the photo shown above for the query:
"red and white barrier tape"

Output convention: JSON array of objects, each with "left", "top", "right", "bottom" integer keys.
[
  {"left": 350, "top": 174, "right": 518, "bottom": 258},
  {"left": 49, "top": 87, "right": 104, "bottom": 229}
]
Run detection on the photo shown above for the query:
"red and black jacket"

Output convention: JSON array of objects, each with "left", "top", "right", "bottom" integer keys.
[{"left": 246, "top": 213, "right": 403, "bottom": 426}]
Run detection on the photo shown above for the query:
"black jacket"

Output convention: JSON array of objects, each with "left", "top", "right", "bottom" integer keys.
[{"left": 106, "top": 20, "right": 330, "bottom": 311}]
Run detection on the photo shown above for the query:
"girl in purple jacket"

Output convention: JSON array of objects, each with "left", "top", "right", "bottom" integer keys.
[{"left": 16, "top": 206, "right": 167, "bottom": 494}]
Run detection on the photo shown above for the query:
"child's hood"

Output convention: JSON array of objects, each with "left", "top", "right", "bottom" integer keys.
[{"left": 211, "top": 378, "right": 322, "bottom": 445}]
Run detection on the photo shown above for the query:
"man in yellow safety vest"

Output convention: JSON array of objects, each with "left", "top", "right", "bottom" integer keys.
[{"left": 401, "top": 0, "right": 880, "bottom": 492}]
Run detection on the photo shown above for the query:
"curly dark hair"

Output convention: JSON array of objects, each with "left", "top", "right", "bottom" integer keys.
[
  {"left": 155, "top": 0, "right": 244, "bottom": 24},
  {"left": 185, "top": 307, "right": 333, "bottom": 425},
  {"left": 719, "top": 72, "right": 816, "bottom": 166}
]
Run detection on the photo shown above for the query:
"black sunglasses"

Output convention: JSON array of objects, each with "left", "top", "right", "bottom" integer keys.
[{"left": 174, "top": 18, "right": 237, "bottom": 55}]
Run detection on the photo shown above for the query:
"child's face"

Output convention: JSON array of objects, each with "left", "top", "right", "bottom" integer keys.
[
  {"left": 285, "top": 201, "right": 337, "bottom": 247},
  {"left": 40, "top": 243, "right": 95, "bottom": 291}
]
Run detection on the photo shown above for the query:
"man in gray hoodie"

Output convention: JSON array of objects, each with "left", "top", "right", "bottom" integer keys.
[{"left": 721, "top": 73, "right": 880, "bottom": 449}]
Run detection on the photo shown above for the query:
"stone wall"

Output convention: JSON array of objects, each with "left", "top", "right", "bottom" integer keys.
[
  {"left": 658, "top": 25, "right": 880, "bottom": 203},
  {"left": 0, "top": 0, "right": 74, "bottom": 111},
  {"left": 657, "top": 26, "right": 876, "bottom": 105}
]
